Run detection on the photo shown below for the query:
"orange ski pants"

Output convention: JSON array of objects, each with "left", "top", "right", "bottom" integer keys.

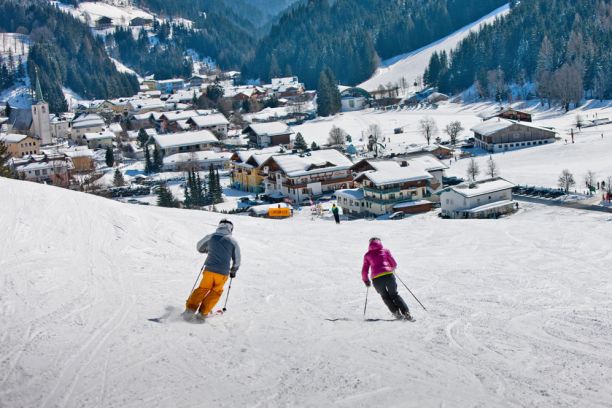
[{"left": 185, "top": 270, "right": 229, "bottom": 315}]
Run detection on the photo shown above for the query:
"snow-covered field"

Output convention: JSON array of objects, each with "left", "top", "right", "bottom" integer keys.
[
  {"left": 2, "top": 177, "right": 612, "bottom": 407},
  {"left": 292, "top": 100, "right": 612, "bottom": 189},
  {"left": 359, "top": 4, "right": 510, "bottom": 92}
]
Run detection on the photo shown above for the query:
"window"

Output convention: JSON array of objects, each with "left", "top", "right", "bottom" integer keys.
[{"left": 35, "top": 170, "right": 40, "bottom": 175}]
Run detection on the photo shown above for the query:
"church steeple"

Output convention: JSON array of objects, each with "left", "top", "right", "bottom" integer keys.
[{"left": 34, "top": 67, "right": 44, "bottom": 103}]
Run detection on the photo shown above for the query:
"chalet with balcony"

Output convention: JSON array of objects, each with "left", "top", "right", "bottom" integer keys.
[
  {"left": 187, "top": 113, "right": 229, "bottom": 136},
  {"left": 230, "top": 147, "right": 283, "bottom": 193},
  {"left": 243, "top": 122, "right": 294, "bottom": 147},
  {"left": 261, "top": 149, "right": 353, "bottom": 202},
  {"left": 337, "top": 159, "right": 435, "bottom": 216}
]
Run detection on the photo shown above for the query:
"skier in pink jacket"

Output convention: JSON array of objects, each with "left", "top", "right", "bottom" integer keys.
[{"left": 362, "top": 237, "right": 412, "bottom": 320}]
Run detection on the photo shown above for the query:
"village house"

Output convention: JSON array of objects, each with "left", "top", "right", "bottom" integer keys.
[
  {"left": 162, "top": 150, "right": 232, "bottom": 172},
  {"left": 156, "top": 79, "right": 186, "bottom": 93},
  {"left": 128, "top": 112, "right": 155, "bottom": 130},
  {"left": 269, "top": 77, "right": 305, "bottom": 99},
  {"left": 186, "top": 113, "right": 229, "bottom": 136},
  {"left": 71, "top": 114, "right": 105, "bottom": 141},
  {"left": 438, "top": 177, "right": 516, "bottom": 219},
  {"left": 404, "top": 144, "right": 454, "bottom": 160},
  {"left": 153, "top": 129, "right": 219, "bottom": 156},
  {"left": 261, "top": 149, "right": 354, "bottom": 202},
  {"left": 63, "top": 147, "right": 95, "bottom": 172},
  {"left": 393, "top": 155, "right": 448, "bottom": 201},
  {"left": 11, "top": 153, "right": 72, "bottom": 186},
  {"left": 472, "top": 119, "right": 556, "bottom": 153},
  {"left": 83, "top": 130, "right": 115, "bottom": 149},
  {"left": 50, "top": 115, "right": 71, "bottom": 139},
  {"left": 189, "top": 74, "right": 210, "bottom": 88},
  {"left": 157, "top": 110, "right": 209, "bottom": 133},
  {"left": 485, "top": 107, "right": 533, "bottom": 122},
  {"left": 230, "top": 147, "right": 282, "bottom": 193},
  {"left": 340, "top": 87, "right": 371, "bottom": 112},
  {"left": 2, "top": 134, "right": 41, "bottom": 158},
  {"left": 337, "top": 159, "right": 435, "bottom": 216},
  {"left": 127, "top": 98, "right": 166, "bottom": 114},
  {"left": 242, "top": 122, "right": 294, "bottom": 147}
]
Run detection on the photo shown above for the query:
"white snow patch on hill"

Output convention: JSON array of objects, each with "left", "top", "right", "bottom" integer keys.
[
  {"left": 359, "top": 4, "right": 510, "bottom": 92},
  {"left": 2, "top": 177, "right": 612, "bottom": 407}
]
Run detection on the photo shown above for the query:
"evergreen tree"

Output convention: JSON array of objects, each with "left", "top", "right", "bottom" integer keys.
[
  {"left": 4, "top": 102, "right": 11, "bottom": 118},
  {"left": 113, "top": 168, "right": 125, "bottom": 186},
  {"left": 324, "top": 68, "right": 342, "bottom": 115},
  {"left": 294, "top": 132, "right": 308, "bottom": 151},
  {"left": 153, "top": 145, "right": 163, "bottom": 172},
  {"left": 156, "top": 183, "right": 179, "bottom": 207},
  {"left": 311, "top": 141, "right": 319, "bottom": 150},
  {"left": 105, "top": 146, "right": 114, "bottom": 167},
  {"left": 214, "top": 169, "right": 223, "bottom": 203},
  {"left": 316, "top": 69, "right": 332, "bottom": 117},
  {"left": 0, "top": 139, "right": 15, "bottom": 178},
  {"left": 137, "top": 128, "right": 149, "bottom": 148},
  {"left": 144, "top": 145, "right": 153, "bottom": 174}
]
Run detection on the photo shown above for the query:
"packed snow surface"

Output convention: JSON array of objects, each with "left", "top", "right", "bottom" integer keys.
[
  {"left": 359, "top": 4, "right": 510, "bottom": 92},
  {"left": 1, "top": 177, "right": 612, "bottom": 407}
]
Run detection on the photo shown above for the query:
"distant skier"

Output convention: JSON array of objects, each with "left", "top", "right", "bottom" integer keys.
[
  {"left": 183, "top": 219, "right": 241, "bottom": 321},
  {"left": 361, "top": 237, "right": 412, "bottom": 320},
  {"left": 331, "top": 204, "right": 340, "bottom": 224}
]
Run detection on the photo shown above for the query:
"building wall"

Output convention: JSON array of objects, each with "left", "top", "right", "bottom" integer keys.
[
  {"left": 6, "top": 136, "right": 40, "bottom": 158},
  {"left": 31, "top": 102, "right": 52, "bottom": 145},
  {"left": 86, "top": 138, "right": 113, "bottom": 149},
  {"left": 73, "top": 125, "right": 103, "bottom": 140},
  {"left": 475, "top": 124, "right": 555, "bottom": 153},
  {"left": 440, "top": 188, "right": 512, "bottom": 217},
  {"left": 51, "top": 121, "right": 70, "bottom": 138},
  {"left": 71, "top": 156, "right": 94, "bottom": 172}
]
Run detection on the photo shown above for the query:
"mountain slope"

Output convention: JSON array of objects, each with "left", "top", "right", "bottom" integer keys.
[
  {"left": 359, "top": 3, "right": 510, "bottom": 92},
  {"left": 2, "top": 177, "right": 612, "bottom": 407},
  {"left": 246, "top": 0, "right": 507, "bottom": 87}
]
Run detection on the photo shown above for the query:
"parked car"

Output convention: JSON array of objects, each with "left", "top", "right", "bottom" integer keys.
[{"left": 389, "top": 211, "right": 405, "bottom": 220}]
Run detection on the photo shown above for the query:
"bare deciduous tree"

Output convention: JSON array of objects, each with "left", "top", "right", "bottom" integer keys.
[
  {"left": 466, "top": 158, "right": 480, "bottom": 181},
  {"left": 419, "top": 116, "right": 437, "bottom": 146},
  {"left": 584, "top": 170, "right": 596, "bottom": 195},
  {"left": 445, "top": 120, "right": 464, "bottom": 146},
  {"left": 558, "top": 169, "right": 576, "bottom": 193},
  {"left": 486, "top": 156, "right": 499, "bottom": 178},
  {"left": 328, "top": 125, "right": 347, "bottom": 146},
  {"left": 367, "top": 124, "right": 383, "bottom": 157}
]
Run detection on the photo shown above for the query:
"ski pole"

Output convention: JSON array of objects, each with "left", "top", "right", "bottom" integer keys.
[
  {"left": 187, "top": 262, "right": 206, "bottom": 301},
  {"left": 363, "top": 286, "right": 369, "bottom": 318},
  {"left": 222, "top": 277, "right": 233, "bottom": 312},
  {"left": 395, "top": 272, "right": 427, "bottom": 311}
]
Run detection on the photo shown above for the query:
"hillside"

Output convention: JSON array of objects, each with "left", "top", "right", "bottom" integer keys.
[
  {"left": 359, "top": 3, "right": 510, "bottom": 92},
  {"left": 245, "top": 0, "right": 507, "bottom": 87},
  {"left": 2, "top": 177, "right": 612, "bottom": 407}
]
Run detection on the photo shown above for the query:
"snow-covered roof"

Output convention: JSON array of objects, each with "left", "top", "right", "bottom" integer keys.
[
  {"left": 393, "top": 199, "right": 432, "bottom": 209},
  {"left": 108, "top": 123, "right": 123, "bottom": 133},
  {"left": 128, "top": 98, "right": 165, "bottom": 111},
  {"left": 189, "top": 113, "right": 229, "bottom": 128},
  {"left": 63, "top": 148, "right": 94, "bottom": 158},
  {"left": 153, "top": 130, "right": 218, "bottom": 149},
  {"left": 270, "top": 149, "right": 352, "bottom": 177},
  {"left": 357, "top": 160, "right": 433, "bottom": 185},
  {"left": 159, "top": 110, "right": 205, "bottom": 122},
  {"left": 336, "top": 188, "right": 365, "bottom": 200},
  {"left": 233, "top": 147, "right": 282, "bottom": 164},
  {"left": 84, "top": 130, "right": 115, "bottom": 140},
  {"left": 72, "top": 114, "right": 105, "bottom": 129},
  {"left": 1, "top": 133, "right": 30, "bottom": 143},
  {"left": 403, "top": 154, "right": 449, "bottom": 172},
  {"left": 176, "top": 120, "right": 190, "bottom": 131},
  {"left": 471, "top": 118, "right": 555, "bottom": 136},
  {"left": 466, "top": 199, "right": 514, "bottom": 213},
  {"left": 163, "top": 151, "right": 232, "bottom": 165},
  {"left": 245, "top": 122, "right": 292, "bottom": 137},
  {"left": 448, "top": 177, "right": 515, "bottom": 198}
]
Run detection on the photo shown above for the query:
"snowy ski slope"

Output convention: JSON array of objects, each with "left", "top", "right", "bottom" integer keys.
[
  {"left": 1, "top": 177, "right": 612, "bottom": 407},
  {"left": 359, "top": 4, "right": 510, "bottom": 92}
]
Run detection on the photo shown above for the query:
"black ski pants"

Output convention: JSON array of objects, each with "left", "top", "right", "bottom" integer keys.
[{"left": 372, "top": 273, "right": 409, "bottom": 315}]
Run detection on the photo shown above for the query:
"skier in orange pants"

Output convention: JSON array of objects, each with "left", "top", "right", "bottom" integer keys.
[{"left": 183, "top": 219, "right": 241, "bottom": 321}]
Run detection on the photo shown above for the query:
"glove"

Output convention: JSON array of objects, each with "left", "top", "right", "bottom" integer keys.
[
  {"left": 229, "top": 267, "right": 238, "bottom": 278},
  {"left": 364, "top": 280, "right": 371, "bottom": 287}
]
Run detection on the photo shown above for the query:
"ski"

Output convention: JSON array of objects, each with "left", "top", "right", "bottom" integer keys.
[{"left": 325, "top": 317, "right": 415, "bottom": 322}]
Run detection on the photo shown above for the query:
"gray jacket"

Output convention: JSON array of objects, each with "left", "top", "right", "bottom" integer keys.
[{"left": 196, "top": 224, "right": 241, "bottom": 276}]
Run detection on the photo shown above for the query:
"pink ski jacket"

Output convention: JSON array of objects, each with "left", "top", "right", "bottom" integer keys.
[{"left": 361, "top": 240, "right": 397, "bottom": 282}]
